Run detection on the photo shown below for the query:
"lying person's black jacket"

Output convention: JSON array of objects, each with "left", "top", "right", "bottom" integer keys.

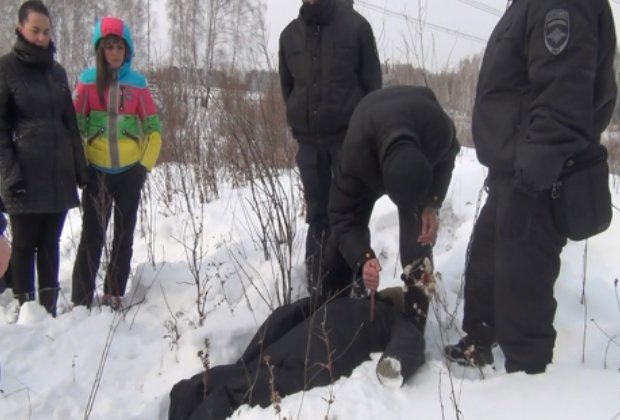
[{"left": 169, "top": 289, "right": 424, "bottom": 420}]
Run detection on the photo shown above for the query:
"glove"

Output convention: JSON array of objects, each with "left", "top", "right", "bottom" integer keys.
[
  {"left": 499, "top": 184, "right": 539, "bottom": 241},
  {"left": 8, "top": 180, "right": 26, "bottom": 196}
]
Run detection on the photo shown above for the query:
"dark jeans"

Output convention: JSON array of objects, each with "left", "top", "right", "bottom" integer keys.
[
  {"left": 9, "top": 212, "right": 67, "bottom": 313},
  {"left": 398, "top": 206, "right": 433, "bottom": 268},
  {"left": 296, "top": 141, "right": 342, "bottom": 293},
  {"left": 71, "top": 165, "right": 146, "bottom": 306},
  {"left": 462, "top": 175, "right": 566, "bottom": 373}
]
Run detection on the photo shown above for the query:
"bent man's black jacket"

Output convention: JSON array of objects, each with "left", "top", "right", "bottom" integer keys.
[
  {"left": 329, "top": 86, "right": 460, "bottom": 270},
  {"left": 279, "top": 0, "right": 382, "bottom": 144},
  {"left": 472, "top": 0, "right": 617, "bottom": 191}
]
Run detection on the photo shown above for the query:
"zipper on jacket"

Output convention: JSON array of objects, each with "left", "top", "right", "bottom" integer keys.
[
  {"left": 87, "top": 128, "right": 105, "bottom": 144},
  {"left": 108, "top": 75, "right": 121, "bottom": 168},
  {"left": 119, "top": 87, "right": 125, "bottom": 112},
  {"left": 122, "top": 129, "right": 140, "bottom": 142},
  {"left": 311, "top": 24, "right": 321, "bottom": 138},
  {"left": 45, "top": 71, "right": 59, "bottom": 209}
]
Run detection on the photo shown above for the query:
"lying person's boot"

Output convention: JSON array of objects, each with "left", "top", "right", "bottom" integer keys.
[
  {"left": 376, "top": 355, "right": 403, "bottom": 388},
  {"left": 444, "top": 336, "right": 494, "bottom": 367}
]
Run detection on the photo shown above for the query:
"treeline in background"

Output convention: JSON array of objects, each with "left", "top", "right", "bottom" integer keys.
[{"left": 1, "top": 0, "right": 619, "bottom": 189}]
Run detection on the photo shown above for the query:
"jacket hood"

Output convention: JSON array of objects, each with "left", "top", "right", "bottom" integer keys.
[
  {"left": 92, "top": 16, "right": 135, "bottom": 64},
  {"left": 300, "top": 0, "right": 351, "bottom": 24}
]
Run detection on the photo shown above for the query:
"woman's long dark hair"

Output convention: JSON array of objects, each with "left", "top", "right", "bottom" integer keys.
[{"left": 95, "top": 35, "right": 127, "bottom": 104}]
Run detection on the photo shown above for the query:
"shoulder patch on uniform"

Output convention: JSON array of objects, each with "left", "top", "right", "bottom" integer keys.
[{"left": 544, "top": 9, "right": 570, "bottom": 55}]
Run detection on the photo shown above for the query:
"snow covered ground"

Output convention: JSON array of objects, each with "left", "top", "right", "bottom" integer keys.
[{"left": 0, "top": 147, "right": 619, "bottom": 420}]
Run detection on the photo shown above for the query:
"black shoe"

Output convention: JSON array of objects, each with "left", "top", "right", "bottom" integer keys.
[
  {"left": 102, "top": 294, "right": 122, "bottom": 310},
  {"left": 445, "top": 337, "right": 494, "bottom": 367},
  {"left": 39, "top": 287, "right": 60, "bottom": 317}
]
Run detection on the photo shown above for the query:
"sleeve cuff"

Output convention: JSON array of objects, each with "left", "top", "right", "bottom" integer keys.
[{"left": 354, "top": 250, "right": 376, "bottom": 272}]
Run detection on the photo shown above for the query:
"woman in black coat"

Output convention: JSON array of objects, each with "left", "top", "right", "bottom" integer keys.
[{"left": 0, "top": 1, "right": 88, "bottom": 316}]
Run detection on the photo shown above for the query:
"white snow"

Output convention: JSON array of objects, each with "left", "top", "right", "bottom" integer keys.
[{"left": 0, "top": 147, "right": 619, "bottom": 420}]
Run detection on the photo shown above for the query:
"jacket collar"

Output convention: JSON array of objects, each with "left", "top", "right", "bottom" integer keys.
[
  {"left": 300, "top": 0, "right": 337, "bottom": 25},
  {"left": 13, "top": 30, "right": 55, "bottom": 70}
]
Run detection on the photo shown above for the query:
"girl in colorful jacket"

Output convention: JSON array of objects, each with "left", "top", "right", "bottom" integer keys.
[{"left": 71, "top": 16, "right": 161, "bottom": 309}]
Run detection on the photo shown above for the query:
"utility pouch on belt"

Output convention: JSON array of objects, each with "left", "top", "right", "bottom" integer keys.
[{"left": 551, "top": 144, "right": 612, "bottom": 241}]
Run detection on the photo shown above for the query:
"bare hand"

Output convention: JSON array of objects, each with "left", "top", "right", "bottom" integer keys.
[
  {"left": 0, "top": 236, "right": 11, "bottom": 278},
  {"left": 418, "top": 206, "right": 439, "bottom": 246},
  {"left": 362, "top": 258, "right": 382, "bottom": 291}
]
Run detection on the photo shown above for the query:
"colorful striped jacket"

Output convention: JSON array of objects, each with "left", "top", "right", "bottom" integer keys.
[{"left": 73, "top": 16, "right": 161, "bottom": 173}]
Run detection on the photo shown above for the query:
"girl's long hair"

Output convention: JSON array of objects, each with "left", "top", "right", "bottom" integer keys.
[{"left": 95, "top": 35, "right": 127, "bottom": 104}]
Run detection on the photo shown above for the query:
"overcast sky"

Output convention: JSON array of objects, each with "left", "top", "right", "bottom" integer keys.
[
  {"left": 264, "top": 0, "right": 620, "bottom": 70},
  {"left": 149, "top": 0, "right": 620, "bottom": 70}
]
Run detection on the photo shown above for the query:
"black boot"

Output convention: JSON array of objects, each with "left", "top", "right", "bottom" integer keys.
[
  {"left": 15, "top": 291, "right": 35, "bottom": 305},
  {"left": 444, "top": 336, "right": 494, "bottom": 367},
  {"left": 39, "top": 287, "right": 59, "bottom": 317}
]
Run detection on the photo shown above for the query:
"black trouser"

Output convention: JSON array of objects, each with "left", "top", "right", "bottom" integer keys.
[
  {"left": 398, "top": 206, "right": 433, "bottom": 268},
  {"left": 296, "top": 141, "right": 342, "bottom": 293},
  {"left": 72, "top": 165, "right": 146, "bottom": 306},
  {"left": 462, "top": 175, "right": 566, "bottom": 373},
  {"left": 9, "top": 212, "right": 67, "bottom": 313},
  {"left": 169, "top": 360, "right": 329, "bottom": 420}
]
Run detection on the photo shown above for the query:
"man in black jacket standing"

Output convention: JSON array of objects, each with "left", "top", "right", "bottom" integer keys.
[
  {"left": 445, "top": 0, "right": 617, "bottom": 374},
  {"left": 324, "top": 86, "right": 460, "bottom": 333},
  {"left": 279, "top": 0, "right": 381, "bottom": 293}
]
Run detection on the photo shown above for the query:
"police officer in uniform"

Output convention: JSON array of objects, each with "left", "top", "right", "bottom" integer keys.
[{"left": 445, "top": 0, "right": 617, "bottom": 373}]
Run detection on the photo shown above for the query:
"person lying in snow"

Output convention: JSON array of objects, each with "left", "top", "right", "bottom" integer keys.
[{"left": 168, "top": 258, "right": 435, "bottom": 420}]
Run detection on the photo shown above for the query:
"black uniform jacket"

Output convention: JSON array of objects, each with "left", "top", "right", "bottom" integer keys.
[
  {"left": 473, "top": 0, "right": 617, "bottom": 191},
  {"left": 279, "top": 0, "right": 382, "bottom": 145},
  {"left": 329, "top": 86, "right": 460, "bottom": 269},
  {"left": 0, "top": 35, "right": 87, "bottom": 214}
]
